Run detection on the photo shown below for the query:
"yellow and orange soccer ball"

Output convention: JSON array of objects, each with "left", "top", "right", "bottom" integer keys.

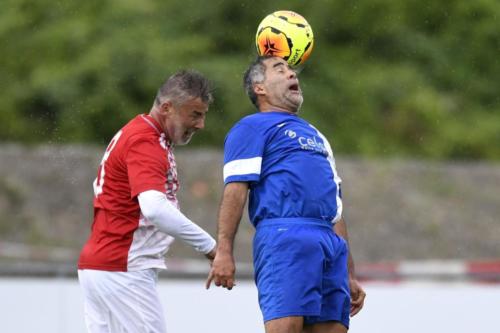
[{"left": 255, "top": 10, "right": 314, "bottom": 67}]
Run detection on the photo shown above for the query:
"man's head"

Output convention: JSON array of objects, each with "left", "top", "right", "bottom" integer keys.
[
  {"left": 151, "top": 70, "right": 213, "bottom": 145},
  {"left": 243, "top": 56, "right": 303, "bottom": 113}
]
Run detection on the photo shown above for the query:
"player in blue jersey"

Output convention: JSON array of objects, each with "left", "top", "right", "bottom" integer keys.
[{"left": 206, "top": 56, "right": 366, "bottom": 333}]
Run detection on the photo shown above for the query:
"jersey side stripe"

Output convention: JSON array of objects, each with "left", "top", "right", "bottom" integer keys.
[{"left": 223, "top": 157, "right": 262, "bottom": 182}]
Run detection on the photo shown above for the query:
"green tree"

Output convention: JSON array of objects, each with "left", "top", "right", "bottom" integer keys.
[{"left": 1, "top": 0, "right": 499, "bottom": 159}]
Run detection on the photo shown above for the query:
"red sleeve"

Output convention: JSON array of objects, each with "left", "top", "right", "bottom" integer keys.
[{"left": 126, "top": 137, "right": 168, "bottom": 198}]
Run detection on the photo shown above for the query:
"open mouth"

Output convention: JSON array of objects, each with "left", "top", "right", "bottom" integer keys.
[{"left": 288, "top": 83, "right": 300, "bottom": 92}]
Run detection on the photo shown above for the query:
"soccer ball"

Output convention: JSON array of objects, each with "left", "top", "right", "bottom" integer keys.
[{"left": 255, "top": 10, "right": 314, "bottom": 66}]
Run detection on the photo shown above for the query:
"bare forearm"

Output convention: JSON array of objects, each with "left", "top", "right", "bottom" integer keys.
[
  {"left": 205, "top": 182, "right": 248, "bottom": 290},
  {"left": 335, "top": 218, "right": 367, "bottom": 314},
  {"left": 217, "top": 182, "right": 248, "bottom": 254},
  {"left": 334, "top": 217, "right": 356, "bottom": 278}
]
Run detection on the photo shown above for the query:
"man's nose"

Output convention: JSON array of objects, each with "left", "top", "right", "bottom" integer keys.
[{"left": 194, "top": 118, "right": 205, "bottom": 130}]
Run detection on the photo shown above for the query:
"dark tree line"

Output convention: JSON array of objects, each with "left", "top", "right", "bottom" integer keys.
[{"left": 1, "top": 0, "right": 499, "bottom": 159}]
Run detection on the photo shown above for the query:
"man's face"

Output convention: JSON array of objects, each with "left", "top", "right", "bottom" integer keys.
[
  {"left": 259, "top": 57, "right": 303, "bottom": 112},
  {"left": 165, "top": 97, "right": 208, "bottom": 145}
]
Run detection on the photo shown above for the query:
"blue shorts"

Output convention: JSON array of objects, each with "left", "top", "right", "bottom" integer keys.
[{"left": 253, "top": 218, "right": 350, "bottom": 328}]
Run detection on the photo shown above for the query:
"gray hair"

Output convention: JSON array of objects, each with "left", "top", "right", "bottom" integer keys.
[
  {"left": 243, "top": 56, "right": 273, "bottom": 107},
  {"left": 155, "top": 69, "right": 213, "bottom": 107}
]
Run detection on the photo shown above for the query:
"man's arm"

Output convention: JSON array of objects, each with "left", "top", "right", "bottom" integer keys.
[
  {"left": 138, "top": 190, "right": 216, "bottom": 256},
  {"left": 206, "top": 182, "right": 249, "bottom": 290},
  {"left": 334, "top": 217, "right": 366, "bottom": 316}
]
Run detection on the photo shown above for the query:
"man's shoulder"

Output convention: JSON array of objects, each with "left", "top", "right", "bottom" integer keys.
[
  {"left": 235, "top": 112, "right": 263, "bottom": 126},
  {"left": 122, "top": 115, "right": 160, "bottom": 139},
  {"left": 226, "top": 113, "right": 259, "bottom": 136},
  {"left": 232, "top": 112, "right": 293, "bottom": 132},
  {"left": 112, "top": 115, "right": 164, "bottom": 154},
  {"left": 122, "top": 114, "right": 154, "bottom": 132}
]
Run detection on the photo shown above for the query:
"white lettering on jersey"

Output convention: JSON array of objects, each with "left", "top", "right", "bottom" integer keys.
[
  {"left": 93, "top": 130, "right": 123, "bottom": 197},
  {"left": 283, "top": 128, "right": 328, "bottom": 155},
  {"left": 285, "top": 129, "right": 297, "bottom": 138}
]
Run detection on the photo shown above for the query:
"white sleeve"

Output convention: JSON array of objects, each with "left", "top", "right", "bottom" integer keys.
[{"left": 138, "top": 190, "right": 216, "bottom": 254}]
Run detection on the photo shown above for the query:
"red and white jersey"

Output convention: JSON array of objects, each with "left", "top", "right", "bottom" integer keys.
[{"left": 78, "top": 114, "right": 179, "bottom": 272}]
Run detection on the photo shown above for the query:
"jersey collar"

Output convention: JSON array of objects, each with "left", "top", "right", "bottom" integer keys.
[
  {"left": 141, "top": 114, "right": 163, "bottom": 134},
  {"left": 140, "top": 114, "right": 174, "bottom": 147}
]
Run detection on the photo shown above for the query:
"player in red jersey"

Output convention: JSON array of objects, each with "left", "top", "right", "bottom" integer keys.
[{"left": 78, "top": 70, "right": 217, "bottom": 333}]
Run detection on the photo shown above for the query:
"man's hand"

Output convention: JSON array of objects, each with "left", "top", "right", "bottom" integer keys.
[
  {"left": 204, "top": 246, "right": 217, "bottom": 262},
  {"left": 205, "top": 252, "right": 236, "bottom": 290},
  {"left": 349, "top": 278, "right": 366, "bottom": 316}
]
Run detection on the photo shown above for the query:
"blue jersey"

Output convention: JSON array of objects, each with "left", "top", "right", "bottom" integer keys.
[{"left": 223, "top": 111, "right": 343, "bottom": 227}]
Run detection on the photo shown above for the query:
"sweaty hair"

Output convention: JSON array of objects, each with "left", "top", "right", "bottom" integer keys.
[
  {"left": 155, "top": 69, "right": 213, "bottom": 106},
  {"left": 243, "top": 55, "right": 273, "bottom": 107}
]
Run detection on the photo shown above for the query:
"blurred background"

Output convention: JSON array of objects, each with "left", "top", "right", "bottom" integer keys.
[{"left": 0, "top": 0, "right": 499, "bottom": 332}]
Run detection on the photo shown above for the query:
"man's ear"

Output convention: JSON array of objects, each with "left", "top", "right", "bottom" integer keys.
[
  {"left": 254, "top": 83, "right": 266, "bottom": 97},
  {"left": 159, "top": 100, "right": 173, "bottom": 116}
]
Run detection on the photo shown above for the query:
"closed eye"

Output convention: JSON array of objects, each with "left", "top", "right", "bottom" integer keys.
[
  {"left": 192, "top": 111, "right": 203, "bottom": 118},
  {"left": 273, "top": 62, "right": 287, "bottom": 73}
]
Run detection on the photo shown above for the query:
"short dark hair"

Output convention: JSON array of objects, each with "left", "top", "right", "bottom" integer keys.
[
  {"left": 155, "top": 69, "right": 213, "bottom": 106},
  {"left": 243, "top": 55, "right": 273, "bottom": 107}
]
